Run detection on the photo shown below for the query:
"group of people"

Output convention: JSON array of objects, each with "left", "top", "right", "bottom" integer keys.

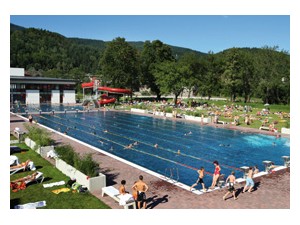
[
  {"left": 119, "top": 175, "right": 149, "bottom": 209},
  {"left": 189, "top": 161, "right": 221, "bottom": 193},
  {"left": 190, "top": 161, "right": 257, "bottom": 201}
]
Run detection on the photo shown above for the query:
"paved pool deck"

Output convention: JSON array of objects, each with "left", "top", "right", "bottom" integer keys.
[{"left": 10, "top": 112, "right": 290, "bottom": 209}]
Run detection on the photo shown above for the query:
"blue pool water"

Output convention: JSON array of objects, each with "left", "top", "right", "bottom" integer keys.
[{"left": 30, "top": 111, "right": 290, "bottom": 187}]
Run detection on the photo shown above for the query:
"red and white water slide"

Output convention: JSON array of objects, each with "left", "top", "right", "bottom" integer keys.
[{"left": 81, "top": 82, "right": 132, "bottom": 105}]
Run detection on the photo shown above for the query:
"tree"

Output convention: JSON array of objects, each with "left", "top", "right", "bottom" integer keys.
[
  {"left": 178, "top": 52, "right": 204, "bottom": 98},
  {"left": 253, "top": 47, "right": 290, "bottom": 104},
  {"left": 200, "top": 52, "right": 222, "bottom": 99},
  {"left": 220, "top": 49, "right": 243, "bottom": 101},
  {"left": 153, "top": 61, "right": 192, "bottom": 106},
  {"left": 140, "top": 40, "right": 174, "bottom": 99},
  {"left": 100, "top": 37, "right": 140, "bottom": 92}
]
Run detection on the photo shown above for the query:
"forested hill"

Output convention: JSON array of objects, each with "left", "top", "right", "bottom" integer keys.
[
  {"left": 10, "top": 23, "right": 205, "bottom": 75},
  {"left": 68, "top": 38, "right": 205, "bottom": 57}
]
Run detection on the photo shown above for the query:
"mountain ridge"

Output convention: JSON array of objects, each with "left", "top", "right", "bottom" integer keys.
[{"left": 11, "top": 23, "right": 206, "bottom": 57}]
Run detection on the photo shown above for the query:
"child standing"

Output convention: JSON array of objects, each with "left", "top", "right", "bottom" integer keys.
[
  {"left": 223, "top": 171, "right": 238, "bottom": 200},
  {"left": 190, "top": 167, "right": 206, "bottom": 192}
]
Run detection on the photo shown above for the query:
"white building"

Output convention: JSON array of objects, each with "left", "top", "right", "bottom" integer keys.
[{"left": 10, "top": 68, "right": 76, "bottom": 105}]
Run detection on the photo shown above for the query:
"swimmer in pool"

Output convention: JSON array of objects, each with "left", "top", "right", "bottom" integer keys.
[
  {"left": 124, "top": 144, "right": 133, "bottom": 149},
  {"left": 184, "top": 131, "right": 192, "bottom": 136},
  {"left": 219, "top": 144, "right": 231, "bottom": 147}
]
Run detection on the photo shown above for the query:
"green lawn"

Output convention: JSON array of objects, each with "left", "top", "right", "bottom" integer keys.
[
  {"left": 10, "top": 134, "right": 18, "bottom": 140},
  {"left": 123, "top": 99, "right": 290, "bottom": 131},
  {"left": 10, "top": 143, "right": 110, "bottom": 209}
]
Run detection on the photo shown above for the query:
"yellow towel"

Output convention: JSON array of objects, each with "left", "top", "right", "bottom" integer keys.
[{"left": 52, "top": 188, "right": 71, "bottom": 194}]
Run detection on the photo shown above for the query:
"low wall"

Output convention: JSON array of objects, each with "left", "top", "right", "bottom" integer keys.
[
  {"left": 281, "top": 128, "right": 290, "bottom": 134},
  {"left": 24, "top": 137, "right": 54, "bottom": 156},
  {"left": 184, "top": 115, "right": 211, "bottom": 123},
  {"left": 55, "top": 158, "right": 106, "bottom": 193},
  {"left": 131, "top": 108, "right": 211, "bottom": 122},
  {"left": 184, "top": 115, "right": 202, "bottom": 122},
  {"left": 166, "top": 113, "right": 173, "bottom": 118},
  {"left": 131, "top": 108, "right": 146, "bottom": 114}
]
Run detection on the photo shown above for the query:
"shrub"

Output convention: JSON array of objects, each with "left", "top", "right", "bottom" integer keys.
[
  {"left": 24, "top": 124, "right": 54, "bottom": 148},
  {"left": 56, "top": 144, "right": 99, "bottom": 177},
  {"left": 184, "top": 110, "right": 193, "bottom": 116},
  {"left": 164, "top": 107, "right": 173, "bottom": 113},
  {"left": 194, "top": 111, "right": 201, "bottom": 117},
  {"left": 55, "top": 144, "right": 78, "bottom": 166},
  {"left": 78, "top": 154, "right": 99, "bottom": 178},
  {"left": 141, "top": 90, "right": 151, "bottom": 96}
]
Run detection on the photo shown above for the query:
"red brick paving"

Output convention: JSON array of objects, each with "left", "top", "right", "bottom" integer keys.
[{"left": 10, "top": 113, "right": 290, "bottom": 209}]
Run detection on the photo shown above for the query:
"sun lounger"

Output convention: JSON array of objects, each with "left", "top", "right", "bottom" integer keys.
[
  {"left": 10, "top": 171, "right": 45, "bottom": 192},
  {"left": 25, "top": 171, "right": 44, "bottom": 185},
  {"left": 10, "top": 160, "right": 36, "bottom": 175},
  {"left": 10, "top": 155, "right": 20, "bottom": 166},
  {"left": 102, "top": 186, "right": 136, "bottom": 209}
]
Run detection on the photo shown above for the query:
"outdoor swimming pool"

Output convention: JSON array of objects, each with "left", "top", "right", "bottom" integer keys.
[{"left": 30, "top": 111, "right": 290, "bottom": 187}]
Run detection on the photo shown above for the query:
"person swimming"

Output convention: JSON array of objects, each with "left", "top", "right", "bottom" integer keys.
[
  {"left": 184, "top": 131, "right": 192, "bottom": 136},
  {"left": 219, "top": 144, "right": 231, "bottom": 147},
  {"left": 124, "top": 144, "right": 133, "bottom": 149}
]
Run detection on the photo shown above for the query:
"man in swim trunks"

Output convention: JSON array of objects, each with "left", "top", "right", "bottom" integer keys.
[
  {"left": 190, "top": 167, "right": 206, "bottom": 192},
  {"left": 132, "top": 175, "right": 149, "bottom": 209},
  {"left": 243, "top": 167, "right": 255, "bottom": 193},
  {"left": 223, "top": 171, "right": 238, "bottom": 200}
]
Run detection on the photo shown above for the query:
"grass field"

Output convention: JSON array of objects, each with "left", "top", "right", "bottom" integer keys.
[
  {"left": 120, "top": 98, "right": 290, "bottom": 131},
  {"left": 10, "top": 143, "right": 110, "bottom": 209}
]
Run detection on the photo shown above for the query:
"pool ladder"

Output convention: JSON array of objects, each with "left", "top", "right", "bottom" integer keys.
[{"left": 164, "top": 168, "right": 179, "bottom": 183}]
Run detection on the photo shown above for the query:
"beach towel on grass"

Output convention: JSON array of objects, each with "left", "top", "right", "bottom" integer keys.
[
  {"left": 14, "top": 201, "right": 46, "bottom": 209},
  {"left": 52, "top": 188, "right": 70, "bottom": 194},
  {"left": 43, "top": 181, "right": 65, "bottom": 188}
]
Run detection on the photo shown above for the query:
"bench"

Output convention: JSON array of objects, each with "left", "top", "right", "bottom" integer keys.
[
  {"left": 259, "top": 126, "right": 270, "bottom": 131},
  {"left": 102, "top": 186, "right": 136, "bottom": 209}
]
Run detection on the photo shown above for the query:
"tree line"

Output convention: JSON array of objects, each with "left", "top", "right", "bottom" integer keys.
[{"left": 10, "top": 26, "right": 290, "bottom": 104}]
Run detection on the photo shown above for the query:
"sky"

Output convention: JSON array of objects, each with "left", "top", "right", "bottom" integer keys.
[{"left": 10, "top": 15, "right": 290, "bottom": 53}]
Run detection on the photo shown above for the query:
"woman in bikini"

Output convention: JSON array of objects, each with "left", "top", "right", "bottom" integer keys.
[{"left": 210, "top": 160, "right": 221, "bottom": 189}]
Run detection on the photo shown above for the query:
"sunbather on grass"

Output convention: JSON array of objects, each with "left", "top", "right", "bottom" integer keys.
[
  {"left": 11, "top": 172, "right": 38, "bottom": 184},
  {"left": 10, "top": 160, "right": 31, "bottom": 170}
]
